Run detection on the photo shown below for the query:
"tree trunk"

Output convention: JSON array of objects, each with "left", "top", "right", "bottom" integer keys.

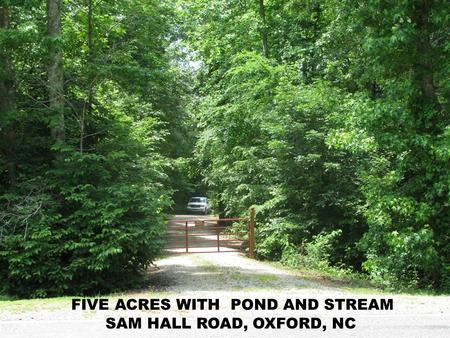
[
  {"left": 0, "top": 5, "right": 17, "bottom": 186},
  {"left": 87, "top": 0, "right": 93, "bottom": 115},
  {"left": 258, "top": 0, "right": 269, "bottom": 58},
  {"left": 410, "top": 0, "right": 440, "bottom": 119},
  {"left": 80, "top": 0, "right": 94, "bottom": 153},
  {"left": 47, "top": 0, "right": 65, "bottom": 148}
]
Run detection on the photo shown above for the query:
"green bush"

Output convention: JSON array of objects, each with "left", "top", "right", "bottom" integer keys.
[
  {"left": 363, "top": 227, "right": 441, "bottom": 291},
  {"left": 276, "top": 229, "right": 343, "bottom": 271},
  {"left": 0, "top": 136, "right": 170, "bottom": 297},
  {"left": 256, "top": 218, "right": 306, "bottom": 261},
  {"left": 302, "top": 230, "right": 343, "bottom": 270},
  {"left": 256, "top": 217, "right": 344, "bottom": 272}
]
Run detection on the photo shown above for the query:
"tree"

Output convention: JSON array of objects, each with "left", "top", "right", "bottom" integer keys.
[
  {"left": 258, "top": 0, "right": 269, "bottom": 58},
  {"left": 0, "top": 0, "right": 189, "bottom": 297},
  {"left": 181, "top": 0, "right": 449, "bottom": 291},
  {"left": 47, "top": 0, "right": 65, "bottom": 150},
  {"left": 0, "top": 4, "right": 17, "bottom": 186}
]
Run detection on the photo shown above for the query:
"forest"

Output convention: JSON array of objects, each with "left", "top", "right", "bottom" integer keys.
[{"left": 0, "top": 0, "right": 448, "bottom": 298}]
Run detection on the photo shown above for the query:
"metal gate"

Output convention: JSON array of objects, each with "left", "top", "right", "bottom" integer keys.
[{"left": 164, "top": 208, "right": 255, "bottom": 257}]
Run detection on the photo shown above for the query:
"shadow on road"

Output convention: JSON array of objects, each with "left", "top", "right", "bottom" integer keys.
[{"left": 146, "top": 253, "right": 321, "bottom": 293}]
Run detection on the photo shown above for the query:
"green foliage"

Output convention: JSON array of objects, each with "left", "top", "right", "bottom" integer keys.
[
  {"left": 0, "top": 0, "right": 187, "bottom": 297},
  {"left": 0, "top": 111, "right": 171, "bottom": 297},
  {"left": 363, "top": 227, "right": 440, "bottom": 291},
  {"left": 1, "top": 0, "right": 449, "bottom": 297},
  {"left": 302, "top": 230, "right": 343, "bottom": 270},
  {"left": 181, "top": 0, "right": 449, "bottom": 292},
  {"left": 193, "top": 51, "right": 365, "bottom": 268},
  {"left": 257, "top": 218, "right": 304, "bottom": 262}
]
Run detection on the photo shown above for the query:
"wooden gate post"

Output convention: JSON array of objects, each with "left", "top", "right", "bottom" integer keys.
[
  {"left": 185, "top": 221, "right": 188, "bottom": 253},
  {"left": 249, "top": 206, "right": 255, "bottom": 258},
  {"left": 216, "top": 221, "right": 220, "bottom": 252}
]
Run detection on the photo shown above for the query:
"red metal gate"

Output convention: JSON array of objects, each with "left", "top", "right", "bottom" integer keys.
[{"left": 165, "top": 208, "right": 255, "bottom": 257}]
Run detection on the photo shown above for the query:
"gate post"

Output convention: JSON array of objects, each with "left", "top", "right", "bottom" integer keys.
[
  {"left": 185, "top": 221, "right": 188, "bottom": 253},
  {"left": 216, "top": 221, "right": 220, "bottom": 252},
  {"left": 249, "top": 206, "right": 255, "bottom": 259}
]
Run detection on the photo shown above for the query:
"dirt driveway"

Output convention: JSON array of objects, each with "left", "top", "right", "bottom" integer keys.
[{"left": 1, "top": 215, "right": 449, "bottom": 338}]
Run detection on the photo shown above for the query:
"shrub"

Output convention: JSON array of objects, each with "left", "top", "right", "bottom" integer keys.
[
  {"left": 0, "top": 142, "right": 170, "bottom": 297},
  {"left": 256, "top": 218, "right": 305, "bottom": 261},
  {"left": 362, "top": 227, "right": 440, "bottom": 291},
  {"left": 302, "top": 230, "right": 343, "bottom": 270}
]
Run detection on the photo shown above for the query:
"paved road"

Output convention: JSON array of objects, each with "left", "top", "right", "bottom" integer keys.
[{"left": 1, "top": 215, "right": 449, "bottom": 337}]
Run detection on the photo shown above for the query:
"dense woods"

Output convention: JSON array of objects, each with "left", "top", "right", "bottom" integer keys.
[
  {"left": 0, "top": 0, "right": 448, "bottom": 297},
  {"left": 182, "top": 0, "right": 449, "bottom": 291},
  {"left": 0, "top": 0, "right": 192, "bottom": 297}
]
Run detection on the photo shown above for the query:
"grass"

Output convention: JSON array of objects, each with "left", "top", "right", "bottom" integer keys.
[
  {"left": 257, "top": 274, "right": 279, "bottom": 283},
  {"left": 261, "top": 259, "right": 448, "bottom": 296},
  {"left": 0, "top": 295, "right": 73, "bottom": 312},
  {"left": 254, "top": 259, "right": 380, "bottom": 292},
  {"left": 192, "top": 254, "right": 284, "bottom": 290},
  {"left": 0, "top": 294, "right": 14, "bottom": 301},
  {"left": 0, "top": 288, "right": 175, "bottom": 313}
]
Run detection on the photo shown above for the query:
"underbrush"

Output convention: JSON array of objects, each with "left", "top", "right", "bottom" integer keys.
[
  {"left": 275, "top": 229, "right": 369, "bottom": 284},
  {"left": 255, "top": 220, "right": 448, "bottom": 295}
]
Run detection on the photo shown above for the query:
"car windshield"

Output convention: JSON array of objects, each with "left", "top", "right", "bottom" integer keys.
[{"left": 189, "top": 197, "right": 206, "bottom": 203}]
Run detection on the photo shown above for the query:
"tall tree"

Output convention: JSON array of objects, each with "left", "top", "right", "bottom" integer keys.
[
  {"left": 0, "top": 5, "right": 17, "bottom": 186},
  {"left": 258, "top": 0, "right": 269, "bottom": 58},
  {"left": 409, "top": 0, "right": 441, "bottom": 118},
  {"left": 182, "top": 0, "right": 449, "bottom": 291},
  {"left": 47, "top": 0, "right": 65, "bottom": 148},
  {"left": 0, "top": 0, "right": 191, "bottom": 298},
  {"left": 79, "top": 0, "right": 94, "bottom": 153}
]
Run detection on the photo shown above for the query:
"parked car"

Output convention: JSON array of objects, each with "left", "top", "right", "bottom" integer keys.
[{"left": 186, "top": 197, "right": 210, "bottom": 215}]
